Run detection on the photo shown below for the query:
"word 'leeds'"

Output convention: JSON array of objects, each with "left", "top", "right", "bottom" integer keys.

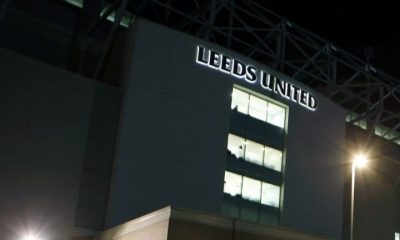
[{"left": 195, "top": 45, "right": 317, "bottom": 111}]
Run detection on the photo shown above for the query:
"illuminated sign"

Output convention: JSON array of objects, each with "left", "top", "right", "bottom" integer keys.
[{"left": 196, "top": 45, "right": 318, "bottom": 111}]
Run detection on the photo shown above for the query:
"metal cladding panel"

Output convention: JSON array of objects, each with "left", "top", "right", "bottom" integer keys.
[
  {"left": 106, "top": 19, "right": 233, "bottom": 227},
  {"left": 283, "top": 89, "right": 346, "bottom": 239},
  {"left": 106, "top": 19, "right": 346, "bottom": 240},
  {"left": 0, "top": 48, "right": 119, "bottom": 239}
]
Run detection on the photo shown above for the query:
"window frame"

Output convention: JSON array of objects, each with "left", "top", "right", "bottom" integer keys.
[
  {"left": 223, "top": 171, "right": 281, "bottom": 208},
  {"left": 231, "top": 85, "right": 288, "bottom": 130},
  {"left": 227, "top": 133, "right": 283, "bottom": 172}
]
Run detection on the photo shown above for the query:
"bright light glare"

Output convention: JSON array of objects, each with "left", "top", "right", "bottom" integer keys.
[
  {"left": 353, "top": 153, "right": 368, "bottom": 168},
  {"left": 21, "top": 234, "right": 41, "bottom": 240}
]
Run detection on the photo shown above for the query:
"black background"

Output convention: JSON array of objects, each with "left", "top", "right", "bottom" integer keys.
[{"left": 263, "top": 2, "right": 400, "bottom": 77}]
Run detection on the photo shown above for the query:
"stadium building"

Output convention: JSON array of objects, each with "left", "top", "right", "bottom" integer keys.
[{"left": 0, "top": 1, "right": 399, "bottom": 240}]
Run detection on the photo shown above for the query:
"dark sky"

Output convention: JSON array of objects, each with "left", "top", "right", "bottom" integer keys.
[
  {"left": 265, "top": 2, "right": 399, "bottom": 45},
  {"left": 263, "top": 2, "right": 400, "bottom": 77}
]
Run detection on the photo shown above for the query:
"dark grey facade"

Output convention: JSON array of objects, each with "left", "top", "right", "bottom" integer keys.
[
  {"left": 105, "top": 19, "right": 346, "bottom": 239},
  {"left": 0, "top": 2, "right": 399, "bottom": 240},
  {"left": 0, "top": 48, "right": 120, "bottom": 239}
]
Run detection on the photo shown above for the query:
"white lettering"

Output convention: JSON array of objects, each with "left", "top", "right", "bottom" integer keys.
[{"left": 195, "top": 45, "right": 318, "bottom": 111}]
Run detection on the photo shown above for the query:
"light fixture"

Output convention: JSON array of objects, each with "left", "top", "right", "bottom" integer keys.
[
  {"left": 350, "top": 152, "right": 369, "bottom": 240},
  {"left": 353, "top": 153, "right": 368, "bottom": 168},
  {"left": 21, "top": 233, "right": 41, "bottom": 240}
]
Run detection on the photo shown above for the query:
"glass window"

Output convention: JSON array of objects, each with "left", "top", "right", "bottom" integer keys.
[
  {"left": 231, "top": 87, "right": 287, "bottom": 129},
  {"left": 375, "top": 125, "right": 385, "bottom": 137},
  {"left": 227, "top": 134, "right": 245, "bottom": 158},
  {"left": 228, "top": 133, "right": 283, "bottom": 171},
  {"left": 384, "top": 131, "right": 396, "bottom": 140},
  {"left": 242, "top": 177, "right": 261, "bottom": 202},
  {"left": 267, "top": 102, "right": 285, "bottom": 128},
  {"left": 249, "top": 95, "right": 267, "bottom": 122},
  {"left": 244, "top": 140, "right": 264, "bottom": 166},
  {"left": 224, "top": 171, "right": 281, "bottom": 209},
  {"left": 231, "top": 88, "right": 249, "bottom": 114},
  {"left": 354, "top": 119, "right": 367, "bottom": 130},
  {"left": 264, "top": 146, "right": 282, "bottom": 172},
  {"left": 345, "top": 112, "right": 352, "bottom": 122},
  {"left": 224, "top": 171, "right": 242, "bottom": 197},
  {"left": 240, "top": 205, "right": 259, "bottom": 222},
  {"left": 261, "top": 182, "right": 280, "bottom": 207},
  {"left": 395, "top": 232, "right": 400, "bottom": 240}
]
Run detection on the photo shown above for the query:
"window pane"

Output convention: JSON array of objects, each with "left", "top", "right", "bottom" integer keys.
[
  {"left": 375, "top": 126, "right": 385, "bottom": 136},
  {"left": 264, "top": 146, "right": 282, "bottom": 172},
  {"left": 242, "top": 177, "right": 261, "bottom": 202},
  {"left": 222, "top": 201, "right": 239, "bottom": 218},
  {"left": 227, "top": 134, "right": 245, "bottom": 159},
  {"left": 224, "top": 171, "right": 242, "bottom": 197},
  {"left": 249, "top": 95, "right": 267, "bottom": 122},
  {"left": 240, "top": 205, "right": 259, "bottom": 222},
  {"left": 261, "top": 183, "right": 280, "bottom": 207},
  {"left": 231, "top": 88, "right": 249, "bottom": 114},
  {"left": 267, "top": 103, "right": 285, "bottom": 128},
  {"left": 244, "top": 140, "right": 264, "bottom": 166},
  {"left": 395, "top": 232, "right": 400, "bottom": 240},
  {"left": 356, "top": 119, "right": 367, "bottom": 130}
]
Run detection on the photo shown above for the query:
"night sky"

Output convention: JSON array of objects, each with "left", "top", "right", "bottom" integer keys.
[{"left": 264, "top": 2, "right": 400, "bottom": 78}]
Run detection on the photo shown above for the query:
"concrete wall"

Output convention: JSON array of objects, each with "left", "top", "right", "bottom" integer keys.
[
  {"left": 283, "top": 91, "right": 346, "bottom": 239},
  {"left": 106, "top": 19, "right": 233, "bottom": 227},
  {"left": 95, "top": 207, "right": 328, "bottom": 240},
  {"left": 0, "top": 48, "right": 120, "bottom": 239},
  {"left": 106, "top": 19, "right": 346, "bottom": 239}
]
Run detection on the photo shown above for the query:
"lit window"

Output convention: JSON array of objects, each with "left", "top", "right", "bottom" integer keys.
[
  {"left": 231, "top": 87, "right": 287, "bottom": 129},
  {"left": 395, "top": 232, "right": 399, "bottom": 240},
  {"left": 244, "top": 140, "right": 264, "bottom": 166},
  {"left": 384, "top": 131, "right": 396, "bottom": 140},
  {"left": 242, "top": 177, "right": 261, "bottom": 202},
  {"left": 267, "top": 102, "right": 285, "bottom": 128},
  {"left": 264, "top": 146, "right": 282, "bottom": 172},
  {"left": 375, "top": 125, "right": 385, "bottom": 137},
  {"left": 261, "top": 182, "right": 280, "bottom": 207},
  {"left": 228, "top": 134, "right": 283, "bottom": 171},
  {"left": 231, "top": 88, "right": 249, "bottom": 114},
  {"left": 354, "top": 119, "right": 367, "bottom": 130},
  {"left": 224, "top": 172, "right": 242, "bottom": 197},
  {"left": 227, "top": 134, "right": 245, "bottom": 158},
  {"left": 224, "top": 172, "right": 280, "bottom": 208},
  {"left": 249, "top": 95, "right": 268, "bottom": 121}
]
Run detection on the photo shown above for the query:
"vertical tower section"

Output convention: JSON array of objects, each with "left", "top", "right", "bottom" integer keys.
[{"left": 223, "top": 85, "right": 288, "bottom": 224}]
